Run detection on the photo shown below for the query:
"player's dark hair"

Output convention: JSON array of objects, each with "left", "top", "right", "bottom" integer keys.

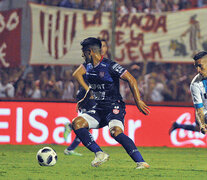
[
  {"left": 80, "top": 37, "right": 102, "bottom": 54},
  {"left": 193, "top": 51, "right": 207, "bottom": 61}
]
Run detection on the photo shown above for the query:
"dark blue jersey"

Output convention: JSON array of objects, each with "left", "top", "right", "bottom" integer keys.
[
  {"left": 76, "top": 63, "right": 96, "bottom": 111},
  {"left": 85, "top": 58, "right": 126, "bottom": 108},
  {"left": 76, "top": 63, "right": 87, "bottom": 102},
  {"left": 76, "top": 87, "right": 96, "bottom": 112}
]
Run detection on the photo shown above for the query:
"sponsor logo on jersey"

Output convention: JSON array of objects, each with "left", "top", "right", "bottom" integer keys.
[{"left": 90, "top": 84, "right": 105, "bottom": 90}]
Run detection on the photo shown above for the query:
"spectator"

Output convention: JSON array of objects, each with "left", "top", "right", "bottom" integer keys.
[
  {"left": 58, "top": 0, "right": 74, "bottom": 8},
  {"left": 197, "top": 0, "right": 204, "bottom": 7},
  {"left": 117, "top": 0, "right": 128, "bottom": 15},
  {"left": 8, "top": 66, "right": 25, "bottom": 85},
  {"left": 72, "top": 0, "right": 82, "bottom": 9},
  {"left": 15, "top": 79, "right": 25, "bottom": 98},
  {"left": 37, "top": 0, "right": 207, "bottom": 12},
  {"left": 163, "top": 73, "right": 178, "bottom": 101},
  {"left": 96, "top": 0, "right": 113, "bottom": 12},
  {"left": 143, "top": 0, "right": 151, "bottom": 13},
  {"left": 143, "top": 76, "right": 165, "bottom": 102},
  {"left": 45, "top": 74, "right": 62, "bottom": 99},
  {"left": 133, "top": 0, "right": 146, "bottom": 12},
  {"left": 125, "top": 0, "right": 137, "bottom": 14},
  {"left": 24, "top": 72, "right": 41, "bottom": 99},
  {"left": 37, "top": 71, "right": 49, "bottom": 98},
  {"left": 178, "top": 0, "right": 191, "bottom": 10},
  {"left": 38, "top": 0, "right": 61, "bottom": 5},
  {"left": 98, "top": 38, "right": 111, "bottom": 59},
  {"left": 0, "top": 72, "right": 15, "bottom": 98},
  {"left": 81, "top": 0, "right": 94, "bottom": 10},
  {"left": 59, "top": 69, "right": 75, "bottom": 100}
]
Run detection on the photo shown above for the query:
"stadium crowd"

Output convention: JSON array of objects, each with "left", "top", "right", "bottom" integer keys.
[
  {"left": 0, "top": 0, "right": 202, "bottom": 103},
  {"left": 0, "top": 62, "right": 196, "bottom": 103},
  {"left": 34, "top": 0, "right": 207, "bottom": 13}
]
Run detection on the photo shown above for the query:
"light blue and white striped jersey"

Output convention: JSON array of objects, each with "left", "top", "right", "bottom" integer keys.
[{"left": 190, "top": 74, "right": 207, "bottom": 113}]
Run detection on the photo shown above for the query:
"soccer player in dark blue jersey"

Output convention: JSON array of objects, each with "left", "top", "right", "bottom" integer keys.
[
  {"left": 63, "top": 39, "right": 108, "bottom": 156},
  {"left": 72, "top": 37, "right": 150, "bottom": 169}
]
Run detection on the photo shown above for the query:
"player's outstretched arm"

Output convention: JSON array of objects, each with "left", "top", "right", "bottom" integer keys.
[
  {"left": 73, "top": 64, "right": 90, "bottom": 111},
  {"left": 76, "top": 88, "right": 93, "bottom": 112},
  {"left": 72, "top": 64, "right": 89, "bottom": 91},
  {"left": 196, "top": 108, "right": 207, "bottom": 134},
  {"left": 121, "top": 71, "right": 150, "bottom": 115}
]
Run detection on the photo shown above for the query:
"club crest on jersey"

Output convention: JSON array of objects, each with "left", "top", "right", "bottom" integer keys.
[
  {"left": 113, "top": 106, "right": 120, "bottom": 114},
  {"left": 99, "top": 71, "right": 105, "bottom": 78}
]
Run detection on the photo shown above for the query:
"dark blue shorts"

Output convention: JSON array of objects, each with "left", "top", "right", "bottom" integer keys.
[{"left": 80, "top": 101, "right": 126, "bottom": 129}]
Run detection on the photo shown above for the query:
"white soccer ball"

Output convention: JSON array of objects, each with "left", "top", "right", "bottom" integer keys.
[{"left": 36, "top": 147, "right": 57, "bottom": 166}]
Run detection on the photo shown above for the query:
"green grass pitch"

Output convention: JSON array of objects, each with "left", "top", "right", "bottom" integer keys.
[{"left": 0, "top": 145, "right": 207, "bottom": 180}]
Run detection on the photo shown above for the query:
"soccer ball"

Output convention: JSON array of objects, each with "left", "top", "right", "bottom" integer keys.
[{"left": 36, "top": 147, "right": 57, "bottom": 166}]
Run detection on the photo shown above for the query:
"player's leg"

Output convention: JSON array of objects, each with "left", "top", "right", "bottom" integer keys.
[
  {"left": 109, "top": 120, "right": 149, "bottom": 169},
  {"left": 169, "top": 122, "right": 200, "bottom": 134},
  {"left": 169, "top": 111, "right": 204, "bottom": 134},
  {"left": 72, "top": 114, "right": 109, "bottom": 167},
  {"left": 107, "top": 103, "right": 149, "bottom": 169},
  {"left": 64, "top": 136, "right": 82, "bottom": 156},
  {"left": 72, "top": 116, "right": 102, "bottom": 153},
  {"left": 64, "top": 122, "right": 72, "bottom": 141},
  {"left": 63, "top": 123, "right": 82, "bottom": 156}
]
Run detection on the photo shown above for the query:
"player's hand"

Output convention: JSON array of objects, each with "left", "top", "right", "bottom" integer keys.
[
  {"left": 76, "top": 103, "right": 80, "bottom": 113},
  {"left": 76, "top": 97, "right": 86, "bottom": 112},
  {"left": 200, "top": 127, "right": 207, "bottom": 135},
  {"left": 137, "top": 100, "right": 150, "bottom": 115},
  {"left": 200, "top": 124, "right": 207, "bottom": 134},
  {"left": 76, "top": 88, "right": 92, "bottom": 112}
]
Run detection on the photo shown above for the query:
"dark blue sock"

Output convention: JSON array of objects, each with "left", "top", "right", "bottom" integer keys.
[
  {"left": 67, "top": 136, "right": 81, "bottom": 151},
  {"left": 114, "top": 133, "right": 144, "bottom": 162},
  {"left": 74, "top": 128, "right": 102, "bottom": 153},
  {"left": 178, "top": 124, "right": 199, "bottom": 131}
]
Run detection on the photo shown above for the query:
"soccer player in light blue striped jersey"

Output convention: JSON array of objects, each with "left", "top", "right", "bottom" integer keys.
[{"left": 169, "top": 51, "right": 207, "bottom": 134}]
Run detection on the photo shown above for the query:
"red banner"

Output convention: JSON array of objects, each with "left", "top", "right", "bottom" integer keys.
[
  {"left": 0, "top": 9, "right": 22, "bottom": 67},
  {"left": 0, "top": 101, "right": 205, "bottom": 147}
]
